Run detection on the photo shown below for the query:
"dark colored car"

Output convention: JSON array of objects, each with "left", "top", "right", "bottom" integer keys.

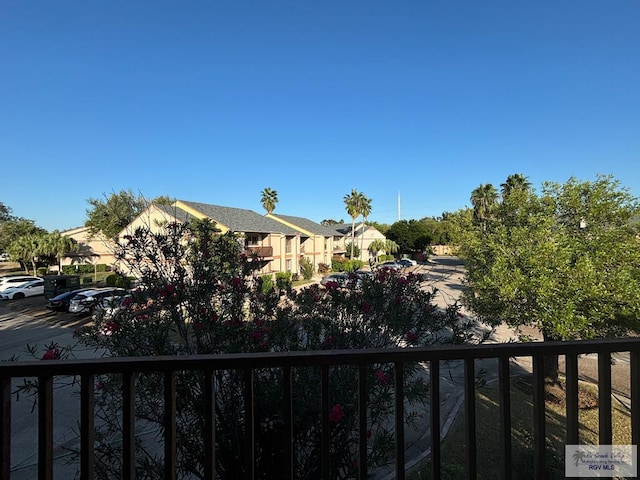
[{"left": 46, "top": 288, "right": 92, "bottom": 312}]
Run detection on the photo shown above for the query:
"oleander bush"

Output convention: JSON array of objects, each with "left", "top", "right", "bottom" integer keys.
[{"left": 27, "top": 218, "right": 477, "bottom": 479}]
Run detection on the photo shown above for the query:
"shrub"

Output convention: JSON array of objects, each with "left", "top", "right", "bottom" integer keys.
[
  {"left": 344, "top": 242, "right": 360, "bottom": 259},
  {"left": 62, "top": 264, "right": 96, "bottom": 275},
  {"left": 96, "top": 264, "right": 107, "bottom": 273},
  {"left": 37, "top": 267, "right": 48, "bottom": 276},
  {"left": 318, "top": 263, "right": 330, "bottom": 274},
  {"left": 331, "top": 255, "right": 348, "bottom": 272},
  {"left": 21, "top": 217, "right": 477, "bottom": 480},
  {"left": 259, "top": 274, "right": 274, "bottom": 294},
  {"left": 275, "top": 271, "right": 292, "bottom": 290},
  {"left": 299, "top": 256, "right": 314, "bottom": 280},
  {"left": 343, "top": 259, "right": 364, "bottom": 272},
  {"left": 105, "top": 274, "right": 131, "bottom": 289}
]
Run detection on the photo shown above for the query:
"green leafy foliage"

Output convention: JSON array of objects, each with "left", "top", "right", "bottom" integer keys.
[
  {"left": 459, "top": 174, "right": 640, "bottom": 341},
  {"left": 386, "top": 220, "right": 431, "bottom": 253},
  {"left": 299, "top": 256, "right": 314, "bottom": 280},
  {"left": 344, "top": 242, "right": 360, "bottom": 259},
  {"left": 275, "top": 271, "right": 292, "bottom": 290}
]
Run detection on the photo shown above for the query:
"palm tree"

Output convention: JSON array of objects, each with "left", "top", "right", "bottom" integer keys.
[
  {"left": 260, "top": 188, "right": 278, "bottom": 215},
  {"left": 40, "top": 231, "right": 79, "bottom": 274},
  {"left": 368, "top": 238, "right": 386, "bottom": 262},
  {"left": 470, "top": 183, "right": 498, "bottom": 231},
  {"left": 500, "top": 173, "right": 532, "bottom": 197},
  {"left": 344, "top": 189, "right": 364, "bottom": 259},
  {"left": 8, "top": 234, "right": 42, "bottom": 274},
  {"left": 358, "top": 194, "right": 372, "bottom": 260},
  {"left": 384, "top": 239, "right": 399, "bottom": 257}
]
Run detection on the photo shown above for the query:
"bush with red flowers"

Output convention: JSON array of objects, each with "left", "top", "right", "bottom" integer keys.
[{"left": 23, "top": 217, "right": 478, "bottom": 479}]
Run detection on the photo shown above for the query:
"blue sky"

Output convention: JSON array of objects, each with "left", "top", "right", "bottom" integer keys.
[{"left": 2, "top": 1, "right": 639, "bottom": 232}]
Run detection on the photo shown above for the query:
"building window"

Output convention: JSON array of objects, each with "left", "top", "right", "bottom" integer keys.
[
  {"left": 286, "top": 237, "right": 292, "bottom": 254},
  {"left": 246, "top": 234, "right": 260, "bottom": 247},
  {"left": 286, "top": 259, "right": 292, "bottom": 272}
]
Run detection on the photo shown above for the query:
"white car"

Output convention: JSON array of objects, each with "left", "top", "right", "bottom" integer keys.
[
  {"left": 68, "top": 288, "right": 127, "bottom": 314},
  {"left": 0, "top": 275, "right": 42, "bottom": 293},
  {"left": 0, "top": 279, "right": 45, "bottom": 300}
]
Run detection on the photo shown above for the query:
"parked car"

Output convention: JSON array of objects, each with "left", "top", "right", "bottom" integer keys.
[
  {"left": 320, "top": 272, "right": 350, "bottom": 287},
  {"left": 46, "top": 288, "right": 92, "bottom": 312},
  {"left": 377, "top": 261, "right": 403, "bottom": 271},
  {"left": 92, "top": 288, "right": 151, "bottom": 321},
  {"left": 0, "top": 275, "right": 42, "bottom": 292},
  {"left": 397, "top": 258, "right": 417, "bottom": 267},
  {"left": 0, "top": 279, "right": 45, "bottom": 300},
  {"left": 68, "top": 288, "right": 127, "bottom": 315}
]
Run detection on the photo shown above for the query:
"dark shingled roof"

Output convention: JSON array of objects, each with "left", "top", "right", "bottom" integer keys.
[
  {"left": 271, "top": 214, "right": 346, "bottom": 237},
  {"left": 155, "top": 204, "right": 196, "bottom": 224},
  {"left": 177, "top": 200, "right": 298, "bottom": 235}
]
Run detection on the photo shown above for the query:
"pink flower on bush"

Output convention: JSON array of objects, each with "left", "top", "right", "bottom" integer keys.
[
  {"left": 122, "top": 296, "right": 134, "bottom": 308},
  {"left": 232, "top": 277, "right": 243, "bottom": 289},
  {"left": 375, "top": 369, "right": 391, "bottom": 386},
  {"left": 406, "top": 332, "right": 418, "bottom": 342},
  {"left": 250, "top": 330, "right": 262, "bottom": 340},
  {"left": 41, "top": 348, "right": 61, "bottom": 360},
  {"left": 324, "top": 281, "right": 340, "bottom": 290},
  {"left": 160, "top": 284, "right": 175, "bottom": 297},
  {"left": 194, "top": 321, "right": 204, "bottom": 331},
  {"left": 329, "top": 403, "right": 345, "bottom": 422},
  {"left": 99, "top": 322, "right": 119, "bottom": 336},
  {"left": 398, "top": 277, "right": 409, "bottom": 285}
]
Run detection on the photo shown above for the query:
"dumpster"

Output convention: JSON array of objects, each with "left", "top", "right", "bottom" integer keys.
[{"left": 43, "top": 275, "right": 81, "bottom": 299}]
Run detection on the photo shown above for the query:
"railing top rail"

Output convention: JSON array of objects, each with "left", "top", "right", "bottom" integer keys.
[{"left": 2, "top": 337, "right": 640, "bottom": 378}]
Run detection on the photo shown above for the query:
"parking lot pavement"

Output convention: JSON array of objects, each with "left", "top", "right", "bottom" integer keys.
[
  {"left": 0, "top": 296, "right": 92, "bottom": 361},
  {"left": 0, "top": 296, "right": 97, "bottom": 479}
]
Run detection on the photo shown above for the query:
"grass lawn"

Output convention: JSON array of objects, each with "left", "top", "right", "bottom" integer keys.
[{"left": 408, "top": 375, "right": 632, "bottom": 480}]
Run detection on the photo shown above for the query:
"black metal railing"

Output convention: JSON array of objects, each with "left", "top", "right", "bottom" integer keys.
[{"left": 2, "top": 338, "right": 640, "bottom": 480}]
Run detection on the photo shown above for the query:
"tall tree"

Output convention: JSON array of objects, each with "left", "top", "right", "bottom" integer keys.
[
  {"left": 459, "top": 175, "right": 640, "bottom": 378},
  {"left": 385, "top": 220, "right": 430, "bottom": 253},
  {"left": 343, "top": 189, "right": 364, "bottom": 259},
  {"left": 85, "top": 190, "right": 149, "bottom": 241},
  {"left": 358, "top": 194, "right": 372, "bottom": 260},
  {"left": 0, "top": 202, "right": 14, "bottom": 222},
  {"left": 321, "top": 219, "right": 343, "bottom": 226},
  {"left": 500, "top": 173, "right": 532, "bottom": 197},
  {"left": 260, "top": 188, "right": 278, "bottom": 215},
  {"left": 470, "top": 183, "right": 498, "bottom": 231},
  {"left": 0, "top": 218, "right": 47, "bottom": 254},
  {"left": 7, "top": 233, "right": 43, "bottom": 274}
]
